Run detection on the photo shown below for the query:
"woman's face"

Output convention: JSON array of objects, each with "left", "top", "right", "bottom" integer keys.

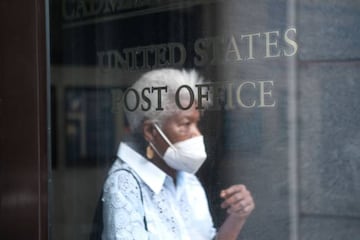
[{"left": 152, "top": 104, "right": 202, "bottom": 155}]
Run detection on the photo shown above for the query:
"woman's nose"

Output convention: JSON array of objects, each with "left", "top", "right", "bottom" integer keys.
[{"left": 191, "top": 125, "right": 201, "bottom": 137}]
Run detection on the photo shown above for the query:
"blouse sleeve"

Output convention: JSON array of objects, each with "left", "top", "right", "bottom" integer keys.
[{"left": 101, "top": 170, "right": 148, "bottom": 240}]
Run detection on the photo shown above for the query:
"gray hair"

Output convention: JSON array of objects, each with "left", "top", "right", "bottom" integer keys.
[{"left": 124, "top": 68, "right": 206, "bottom": 132}]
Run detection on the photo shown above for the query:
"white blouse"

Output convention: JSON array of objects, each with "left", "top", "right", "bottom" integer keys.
[{"left": 101, "top": 143, "right": 216, "bottom": 240}]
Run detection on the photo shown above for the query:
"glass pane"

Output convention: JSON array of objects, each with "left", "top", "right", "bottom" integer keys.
[{"left": 49, "top": 1, "right": 360, "bottom": 240}]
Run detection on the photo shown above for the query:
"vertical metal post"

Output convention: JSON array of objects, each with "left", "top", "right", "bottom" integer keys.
[{"left": 287, "top": 0, "right": 299, "bottom": 240}]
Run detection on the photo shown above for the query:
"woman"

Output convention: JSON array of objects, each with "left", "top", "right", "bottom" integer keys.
[{"left": 101, "top": 69, "right": 255, "bottom": 240}]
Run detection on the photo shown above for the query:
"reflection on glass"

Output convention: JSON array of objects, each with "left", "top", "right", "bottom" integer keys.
[{"left": 50, "top": 1, "right": 360, "bottom": 240}]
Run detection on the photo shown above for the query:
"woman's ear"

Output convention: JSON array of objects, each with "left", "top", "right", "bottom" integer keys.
[{"left": 143, "top": 120, "right": 156, "bottom": 142}]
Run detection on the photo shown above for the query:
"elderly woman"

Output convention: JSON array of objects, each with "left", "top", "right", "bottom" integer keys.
[{"left": 101, "top": 69, "right": 254, "bottom": 240}]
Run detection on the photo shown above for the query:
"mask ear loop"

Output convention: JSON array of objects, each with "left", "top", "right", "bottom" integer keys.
[
  {"left": 153, "top": 123, "right": 176, "bottom": 150},
  {"left": 148, "top": 141, "right": 163, "bottom": 158}
]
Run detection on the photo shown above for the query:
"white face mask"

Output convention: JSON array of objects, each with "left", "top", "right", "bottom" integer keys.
[{"left": 152, "top": 123, "right": 207, "bottom": 174}]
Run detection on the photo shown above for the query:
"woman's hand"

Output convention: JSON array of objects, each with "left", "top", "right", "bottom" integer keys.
[
  {"left": 220, "top": 184, "right": 255, "bottom": 219},
  {"left": 216, "top": 185, "right": 255, "bottom": 240}
]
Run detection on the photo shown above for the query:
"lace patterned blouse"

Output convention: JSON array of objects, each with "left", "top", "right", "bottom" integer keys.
[{"left": 101, "top": 143, "right": 216, "bottom": 240}]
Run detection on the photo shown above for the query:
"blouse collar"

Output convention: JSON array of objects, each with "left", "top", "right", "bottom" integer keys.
[{"left": 116, "top": 142, "right": 167, "bottom": 194}]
